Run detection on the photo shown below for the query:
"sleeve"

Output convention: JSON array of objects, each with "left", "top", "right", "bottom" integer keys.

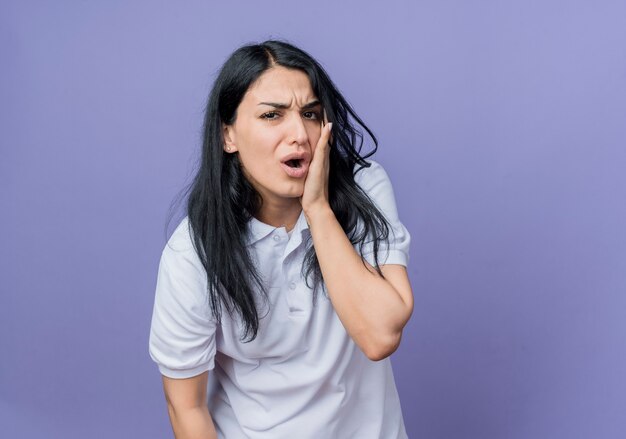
[
  {"left": 354, "top": 160, "right": 411, "bottom": 267},
  {"left": 148, "top": 242, "right": 218, "bottom": 379}
]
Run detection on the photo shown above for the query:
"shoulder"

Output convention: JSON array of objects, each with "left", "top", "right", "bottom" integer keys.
[
  {"left": 353, "top": 159, "right": 389, "bottom": 185},
  {"left": 159, "top": 217, "right": 205, "bottom": 279},
  {"left": 153, "top": 216, "right": 211, "bottom": 320},
  {"left": 352, "top": 159, "right": 398, "bottom": 207},
  {"left": 350, "top": 159, "right": 411, "bottom": 265},
  {"left": 165, "top": 217, "right": 195, "bottom": 253}
]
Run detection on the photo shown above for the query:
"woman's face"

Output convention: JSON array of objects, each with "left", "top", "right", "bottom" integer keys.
[{"left": 223, "top": 66, "right": 323, "bottom": 208}]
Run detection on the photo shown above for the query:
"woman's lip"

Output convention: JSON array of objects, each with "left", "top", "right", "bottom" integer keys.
[{"left": 280, "top": 161, "right": 308, "bottom": 178}]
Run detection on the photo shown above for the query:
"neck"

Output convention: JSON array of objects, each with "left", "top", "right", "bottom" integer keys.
[{"left": 255, "top": 199, "right": 302, "bottom": 232}]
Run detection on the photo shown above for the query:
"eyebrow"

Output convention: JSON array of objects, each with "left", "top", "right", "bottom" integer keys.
[{"left": 258, "top": 100, "right": 321, "bottom": 110}]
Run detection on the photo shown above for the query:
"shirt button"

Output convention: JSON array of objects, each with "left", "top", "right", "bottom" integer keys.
[
  {"left": 289, "top": 282, "right": 297, "bottom": 290},
  {"left": 273, "top": 234, "right": 280, "bottom": 241}
]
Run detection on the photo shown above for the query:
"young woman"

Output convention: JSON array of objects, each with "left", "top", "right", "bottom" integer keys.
[{"left": 149, "top": 40, "right": 414, "bottom": 438}]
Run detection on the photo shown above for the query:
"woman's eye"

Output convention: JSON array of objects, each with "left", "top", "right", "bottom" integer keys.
[
  {"left": 261, "top": 112, "right": 279, "bottom": 120},
  {"left": 303, "top": 111, "right": 319, "bottom": 120}
]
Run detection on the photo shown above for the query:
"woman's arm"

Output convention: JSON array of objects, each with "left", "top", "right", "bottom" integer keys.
[
  {"left": 305, "top": 206, "right": 414, "bottom": 361},
  {"left": 162, "top": 372, "right": 218, "bottom": 439},
  {"left": 301, "top": 119, "right": 413, "bottom": 361}
]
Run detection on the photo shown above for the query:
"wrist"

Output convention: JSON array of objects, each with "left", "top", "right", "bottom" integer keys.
[{"left": 303, "top": 202, "right": 334, "bottom": 227}]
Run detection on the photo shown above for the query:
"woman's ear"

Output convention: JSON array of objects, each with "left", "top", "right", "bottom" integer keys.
[{"left": 223, "top": 124, "right": 238, "bottom": 153}]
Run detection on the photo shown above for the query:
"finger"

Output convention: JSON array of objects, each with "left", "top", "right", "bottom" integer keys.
[
  {"left": 324, "top": 109, "right": 333, "bottom": 146},
  {"left": 321, "top": 110, "right": 333, "bottom": 145},
  {"left": 311, "top": 122, "right": 332, "bottom": 166},
  {"left": 322, "top": 122, "right": 332, "bottom": 150}
]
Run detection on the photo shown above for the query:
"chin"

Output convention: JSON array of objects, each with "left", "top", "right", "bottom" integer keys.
[
  {"left": 278, "top": 188, "right": 304, "bottom": 199},
  {"left": 278, "top": 181, "right": 304, "bottom": 195},
  {"left": 283, "top": 191, "right": 304, "bottom": 199}
]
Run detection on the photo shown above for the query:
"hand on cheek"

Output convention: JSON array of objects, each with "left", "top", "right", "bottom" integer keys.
[{"left": 300, "top": 111, "right": 332, "bottom": 215}]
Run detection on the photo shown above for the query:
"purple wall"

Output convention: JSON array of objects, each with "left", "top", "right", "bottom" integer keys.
[{"left": 2, "top": 1, "right": 625, "bottom": 438}]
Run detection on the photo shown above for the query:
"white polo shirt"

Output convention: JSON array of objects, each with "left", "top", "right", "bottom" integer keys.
[{"left": 149, "top": 160, "right": 411, "bottom": 438}]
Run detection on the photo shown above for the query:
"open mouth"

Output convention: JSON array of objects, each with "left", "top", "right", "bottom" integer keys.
[
  {"left": 280, "top": 157, "right": 308, "bottom": 178},
  {"left": 285, "top": 159, "right": 303, "bottom": 168}
]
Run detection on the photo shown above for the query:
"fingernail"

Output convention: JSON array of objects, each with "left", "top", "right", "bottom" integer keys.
[{"left": 328, "top": 122, "right": 333, "bottom": 131}]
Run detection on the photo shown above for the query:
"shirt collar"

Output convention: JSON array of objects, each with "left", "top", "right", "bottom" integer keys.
[{"left": 245, "top": 209, "right": 310, "bottom": 247}]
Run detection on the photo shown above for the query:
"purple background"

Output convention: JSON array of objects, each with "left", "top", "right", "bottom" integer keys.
[{"left": 2, "top": 1, "right": 625, "bottom": 438}]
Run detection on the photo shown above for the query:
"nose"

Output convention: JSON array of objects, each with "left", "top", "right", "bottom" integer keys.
[{"left": 287, "top": 113, "right": 309, "bottom": 146}]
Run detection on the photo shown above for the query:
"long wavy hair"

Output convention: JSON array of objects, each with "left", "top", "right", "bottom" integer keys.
[{"left": 169, "top": 40, "right": 391, "bottom": 342}]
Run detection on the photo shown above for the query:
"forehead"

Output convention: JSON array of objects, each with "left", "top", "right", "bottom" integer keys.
[{"left": 244, "top": 66, "right": 315, "bottom": 104}]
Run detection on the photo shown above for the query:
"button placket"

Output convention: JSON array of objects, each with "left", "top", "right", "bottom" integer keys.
[{"left": 282, "top": 260, "right": 307, "bottom": 314}]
